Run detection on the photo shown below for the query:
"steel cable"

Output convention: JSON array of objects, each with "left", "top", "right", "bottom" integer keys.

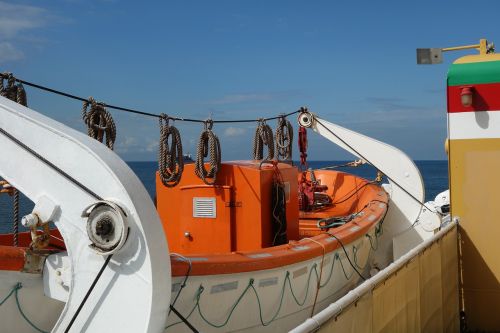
[
  {"left": 158, "top": 114, "right": 184, "bottom": 187},
  {"left": 313, "top": 116, "right": 434, "bottom": 213},
  {"left": 0, "top": 73, "right": 302, "bottom": 123}
]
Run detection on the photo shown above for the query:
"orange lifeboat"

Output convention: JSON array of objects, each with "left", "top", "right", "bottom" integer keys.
[
  {"left": 0, "top": 161, "right": 388, "bottom": 333},
  {"left": 157, "top": 161, "right": 389, "bottom": 332}
]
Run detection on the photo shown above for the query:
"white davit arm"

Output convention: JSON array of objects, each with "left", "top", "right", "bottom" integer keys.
[
  {"left": 299, "top": 111, "right": 431, "bottom": 265},
  {"left": 0, "top": 96, "right": 171, "bottom": 332}
]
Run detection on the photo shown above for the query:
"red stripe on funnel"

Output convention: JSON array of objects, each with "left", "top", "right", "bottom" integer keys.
[{"left": 448, "top": 82, "right": 500, "bottom": 113}]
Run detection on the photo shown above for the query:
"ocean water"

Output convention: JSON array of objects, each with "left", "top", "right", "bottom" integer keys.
[{"left": 0, "top": 160, "right": 448, "bottom": 233}]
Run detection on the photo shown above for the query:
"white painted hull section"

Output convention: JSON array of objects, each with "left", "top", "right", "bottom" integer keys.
[
  {"left": 165, "top": 227, "right": 377, "bottom": 333},
  {"left": 0, "top": 271, "right": 63, "bottom": 333},
  {"left": 0, "top": 226, "right": 376, "bottom": 333}
]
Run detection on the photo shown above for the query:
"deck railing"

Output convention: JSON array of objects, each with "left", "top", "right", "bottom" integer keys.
[{"left": 291, "top": 221, "right": 459, "bottom": 333}]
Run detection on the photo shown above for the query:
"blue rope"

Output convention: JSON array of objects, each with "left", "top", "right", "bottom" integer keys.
[
  {"left": 0, "top": 283, "right": 48, "bottom": 333},
  {"left": 0, "top": 282, "right": 18, "bottom": 306},
  {"left": 166, "top": 226, "right": 383, "bottom": 330}
]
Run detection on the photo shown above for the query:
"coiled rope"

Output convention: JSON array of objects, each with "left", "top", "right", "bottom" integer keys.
[
  {"left": 275, "top": 116, "right": 293, "bottom": 161},
  {"left": 0, "top": 73, "right": 27, "bottom": 106},
  {"left": 81, "top": 97, "right": 116, "bottom": 150},
  {"left": 195, "top": 120, "right": 221, "bottom": 185},
  {"left": 158, "top": 114, "right": 184, "bottom": 187},
  {"left": 252, "top": 119, "right": 274, "bottom": 160}
]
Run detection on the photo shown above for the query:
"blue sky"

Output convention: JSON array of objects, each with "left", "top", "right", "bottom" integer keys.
[{"left": 1, "top": 1, "right": 499, "bottom": 161}]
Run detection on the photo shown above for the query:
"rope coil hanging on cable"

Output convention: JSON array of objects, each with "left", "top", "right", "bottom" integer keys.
[
  {"left": 158, "top": 114, "right": 184, "bottom": 187},
  {"left": 82, "top": 97, "right": 116, "bottom": 150},
  {"left": 0, "top": 73, "right": 304, "bottom": 124},
  {"left": 0, "top": 73, "right": 27, "bottom": 106},
  {"left": 195, "top": 120, "right": 221, "bottom": 185},
  {"left": 253, "top": 119, "right": 274, "bottom": 160},
  {"left": 275, "top": 115, "right": 293, "bottom": 161}
]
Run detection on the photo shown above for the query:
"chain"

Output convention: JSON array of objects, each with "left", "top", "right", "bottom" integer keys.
[
  {"left": 158, "top": 114, "right": 184, "bottom": 187},
  {"left": 275, "top": 116, "right": 293, "bottom": 161},
  {"left": 252, "top": 119, "right": 274, "bottom": 160},
  {"left": 81, "top": 97, "right": 116, "bottom": 150},
  {"left": 194, "top": 120, "right": 221, "bottom": 185}
]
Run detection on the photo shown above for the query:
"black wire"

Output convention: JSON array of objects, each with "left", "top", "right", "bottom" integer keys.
[
  {"left": 169, "top": 253, "right": 192, "bottom": 315},
  {"left": 314, "top": 117, "right": 433, "bottom": 212},
  {"left": 318, "top": 161, "right": 362, "bottom": 170},
  {"left": 332, "top": 181, "right": 374, "bottom": 205},
  {"left": 6, "top": 75, "right": 301, "bottom": 123},
  {"left": 322, "top": 199, "right": 390, "bottom": 280},
  {"left": 169, "top": 304, "right": 199, "bottom": 333},
  {"left": 0, "top": 127, "right": 102, "bottom": 201},
  {"left": 64, "top": 254, "right": 113, "bottom": 333},
  {"left": 325, "top": 232, "right": 366, "bottom": 281},
  {"left": 319, "top": 199, "right": 389, "bottom": 230}
]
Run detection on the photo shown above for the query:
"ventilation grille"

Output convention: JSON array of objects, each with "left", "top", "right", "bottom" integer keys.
[{"left": 193, "top": 197, "right": 216, "bottom": 218}]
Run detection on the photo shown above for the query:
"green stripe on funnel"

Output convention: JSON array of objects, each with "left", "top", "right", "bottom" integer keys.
[{"left": 448, "top": 61, "right": 500, "bottom": 86}]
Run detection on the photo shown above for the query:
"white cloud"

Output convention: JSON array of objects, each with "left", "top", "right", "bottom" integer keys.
[
  {"left": 146, "top": 140, "right": 158, "bottom": 152},
  {"left": 224, "top": 127, "right": 246, "bottom": 137},
  {"left": 0, "top": 2, "right": 54, "bottom": 64},
  {"left": 0, "top": 2, "right": 49, "bottom": 38},
  {"left": 116, "top": 136, "right": 160, "bottom": 154},
  {"left": 0, "top": 42, "right": 24, "bottom": 63},
  {"left": 115, "top": 136, "right": 139, "bottom": 153}
]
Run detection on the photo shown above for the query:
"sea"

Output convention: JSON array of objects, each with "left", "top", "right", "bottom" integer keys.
[{"left": 0, "top": 160, "right": 448, "bottom": 233}]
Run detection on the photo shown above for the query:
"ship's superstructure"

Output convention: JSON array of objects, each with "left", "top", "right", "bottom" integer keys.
[{"left": 447, "top": 42, "right": 500, "bottom": 331}]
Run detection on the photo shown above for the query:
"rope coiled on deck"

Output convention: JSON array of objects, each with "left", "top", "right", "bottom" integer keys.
[
  {"left": 195, "top": 120, "right": 221, "bottom": 185},
  {"left": 252, "top": 119, "right": 274, "bottom": 160},
  {"left": 275, "top": 116, "right": 293, "bottom": 161},
  {"left": 0, "top": 73, "right": 27, "bottom": 106},
  {"left": 81, "top": 97, "right": 116, "bottom": 150},
  {"left": 158, "top": 114, "right": 184, "bottom": 187}
]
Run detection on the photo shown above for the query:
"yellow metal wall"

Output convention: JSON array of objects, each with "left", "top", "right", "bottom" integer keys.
[
  {"left": 317, "top": 225, "right": 459, "bottom": 333},
  {"left": 450, "top": 138, "right": 500, "bottom": 330}
]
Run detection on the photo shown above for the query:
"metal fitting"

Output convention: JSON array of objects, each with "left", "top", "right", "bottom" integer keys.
[{"left": 21, "top": 213, "right": 39, "bottom": 228}]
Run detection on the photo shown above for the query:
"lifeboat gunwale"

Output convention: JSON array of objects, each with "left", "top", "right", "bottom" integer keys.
[{"left": 171, "top": 177, "right": 389, "bottom": 276}]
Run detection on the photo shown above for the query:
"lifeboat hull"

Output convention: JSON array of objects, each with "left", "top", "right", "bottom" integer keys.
[
  {"left": 166, "top": 224, "right": 384, "bottom": 332},
  {"left": 0, "top": 238, "right": 64, "bottom": 333},
  {"left": 164, "top": 169, "right": 389, "bottom": 332}
]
